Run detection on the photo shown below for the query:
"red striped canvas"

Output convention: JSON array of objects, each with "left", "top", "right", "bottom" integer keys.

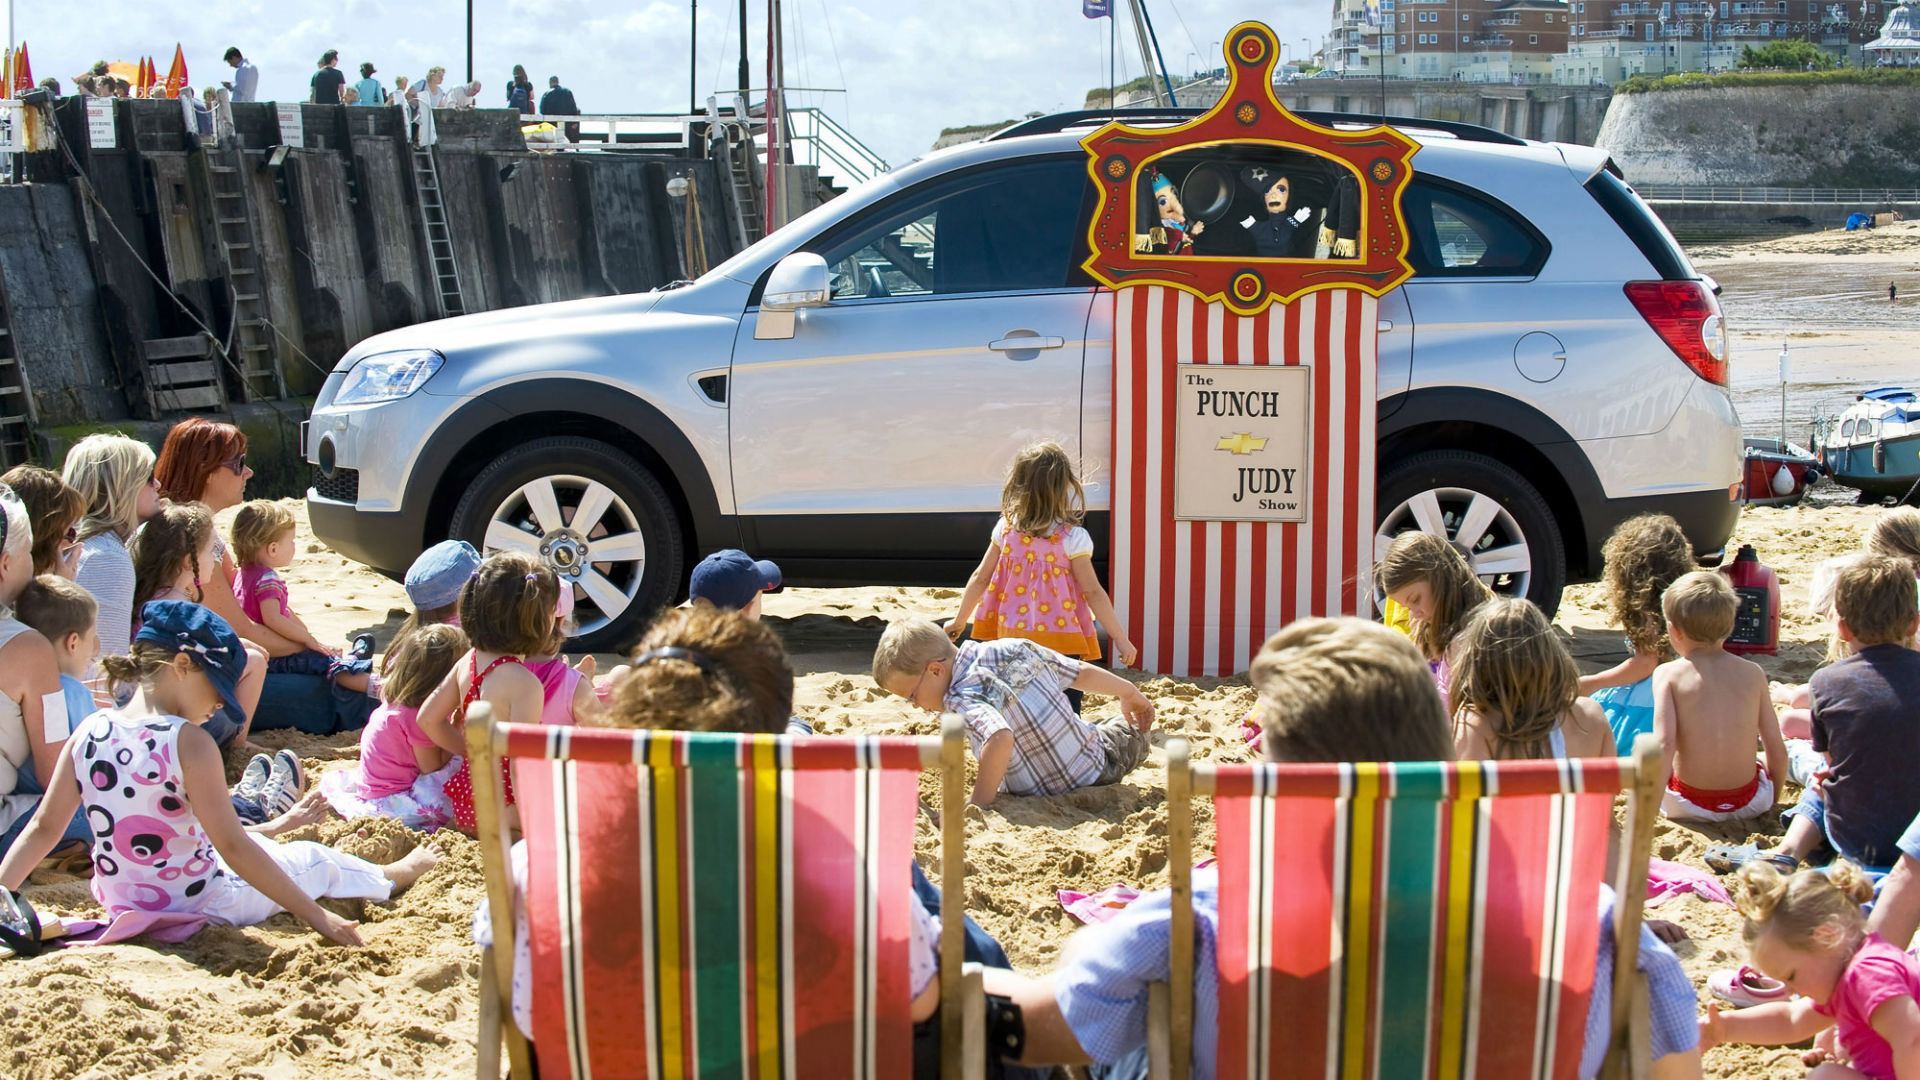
[
  {"left": 1111, "top": 286, "right": 1379, "bottom": 677},
  {"left": 506, "top": 725, "right": 925, "bottom": 1080},
  {"left": 1210, "top": 757, "right": 1624, "bottom": 1080}
]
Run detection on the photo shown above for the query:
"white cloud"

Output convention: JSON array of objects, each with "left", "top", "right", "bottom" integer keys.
[{"left": 9, "top": 0, "right": 1328, "bottom": 164}]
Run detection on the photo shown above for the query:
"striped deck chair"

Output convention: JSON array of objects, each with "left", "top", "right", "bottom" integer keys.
[
  {"left": 466, "top": 703, "right": 984, "bottom": 1080},
  {"left": 1151, "top": 733, "right": 1663, "bottom": 1080}
]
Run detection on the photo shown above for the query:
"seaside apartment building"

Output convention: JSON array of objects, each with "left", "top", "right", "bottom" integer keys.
[{"left": 1328, "top": 0, "right": 1885, "bottom": 82}]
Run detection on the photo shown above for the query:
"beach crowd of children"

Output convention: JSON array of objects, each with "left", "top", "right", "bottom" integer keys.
[{"left": 3, "top": 420, "right": 1920, "bottom": 1078}]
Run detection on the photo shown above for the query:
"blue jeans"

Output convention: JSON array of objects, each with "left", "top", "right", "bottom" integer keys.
[
  {"left": 266, "top": 649, "right": 373, "bottom": 679},
  {"left": 252, "top": 673, "right": 377, "bottom": 737},
  {"left": 1783, "top": 784, "right": 1895, "bottom": 876}
]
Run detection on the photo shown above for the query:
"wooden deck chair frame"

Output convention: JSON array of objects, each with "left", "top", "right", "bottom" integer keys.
[
  {"left": 1149, "top": 732, "right": 1663, "bottom": 1080},
  {"left": 467, "top": 703, "right": 982, "bottom": 1080}
]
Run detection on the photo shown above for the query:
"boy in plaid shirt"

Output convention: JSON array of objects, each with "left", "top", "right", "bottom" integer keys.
[{"left": 874, "top": 616, "right": 1153, "bottom": 808}]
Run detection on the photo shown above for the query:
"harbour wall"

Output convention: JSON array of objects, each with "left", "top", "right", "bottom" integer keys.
[{"left": 2, "top": 98, "right": 781, "bottom": 494}]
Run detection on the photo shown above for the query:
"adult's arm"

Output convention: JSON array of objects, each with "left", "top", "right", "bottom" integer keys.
[
  {"left": 0, "top": 737, "right": 81, "bottom": 890},
  {"left": 980, "top": 969, "right": 1093, "bottom": 1066},
  {"left": 1868, "top": 811, "right": 1920, "bottom": 948},
  {"left": 0, "top": 632, "right": 67, "bottom": 787}
]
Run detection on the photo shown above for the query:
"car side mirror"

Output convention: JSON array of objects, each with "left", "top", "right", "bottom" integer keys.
[{"left": 755, "top": 252, "right": 831, "bottom": 340}]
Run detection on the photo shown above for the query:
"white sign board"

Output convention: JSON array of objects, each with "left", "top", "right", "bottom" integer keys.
[
  {"left": 85, "top": 98, "right": 115, "bottom": 148},
  {"left": 1173, "top": 363, "right": 1313, "bottom": 523},
  {"left": 275, "top": 103, "right": 304, "bottom": 148}
]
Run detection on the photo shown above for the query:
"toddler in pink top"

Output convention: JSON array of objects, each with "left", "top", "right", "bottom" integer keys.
[
  {"left": 1702, "top": 860, "right": 1920, "bottom": 1079},
  {"left": 320, "top": 624, "right": 469, "bottom": 830},
  {"left": 230, "top": 501, "right": 371, "bottom": 692}
]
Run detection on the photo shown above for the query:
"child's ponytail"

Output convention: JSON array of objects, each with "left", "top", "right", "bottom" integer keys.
[
  {"left": 1737, "top": 860, "right": 1870, "bottom": 952},
  {"left": 457, "top": 553, "right": 560, "bottom": 657}
]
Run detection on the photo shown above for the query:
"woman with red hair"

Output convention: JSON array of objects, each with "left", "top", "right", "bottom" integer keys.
[
  {"left": 154, "top": 419, "right": 278, "bottom": 747},
  {"left": 155, "top": 419, "right": 377, "bottom": 739}
]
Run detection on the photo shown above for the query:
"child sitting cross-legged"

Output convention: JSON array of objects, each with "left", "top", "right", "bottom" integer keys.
[
  {"left": 0, "top": 601, "right": 438, "bottom": 946},
  {"left": 1700, "top": 861, "right": 1920, "bottom": 1080},
  {"left": 1653, "top": 571, "right": 1789, "bottom": 826},
  {"left": 229, "top": 500, "right": 372, "bottom": 692},
  {"left": 977, "top": 617, "right": 1705, "bottom": 1080},
  {"left": 318, "top": 623, "right": 470, "bottom": 830},
  {"left": 874, "top": 614, "right": 1154, "bottom": 808},
  {"left": 1448, "top": 596, "right": 1615, "bottom": 762},
  {"left": 1711, "top": 555, "right": 1920, "bottom": 876}
]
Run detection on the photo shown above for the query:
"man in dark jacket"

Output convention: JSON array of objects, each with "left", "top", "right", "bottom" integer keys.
[{"left": 540, "top": 76, "right": 580, "bottom": 141}]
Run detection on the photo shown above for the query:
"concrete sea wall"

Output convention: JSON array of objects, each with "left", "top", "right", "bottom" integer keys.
[{"left": 1597, "top": 83, "right": 1920, "bottom": 187}]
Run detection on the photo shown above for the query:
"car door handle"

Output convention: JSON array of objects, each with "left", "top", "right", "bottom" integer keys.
[{"left": 988, "top": 333, "right": 1066, "bottom": 352}]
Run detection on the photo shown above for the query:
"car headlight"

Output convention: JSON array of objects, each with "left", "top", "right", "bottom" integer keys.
[{"left": 333, "top": 350, "right": 444, "bottom": 405}]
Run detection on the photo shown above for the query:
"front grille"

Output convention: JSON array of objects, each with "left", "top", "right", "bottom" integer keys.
[{"left": 311, "top": 465, "right": 360, "bottom": 504}]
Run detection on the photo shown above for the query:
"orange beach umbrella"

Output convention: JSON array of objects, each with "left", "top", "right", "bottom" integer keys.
[
  {"left": 163, "top": 45, "right": 187, "bottom": 100},
  {"left": 12, "top": 44, "right": 32, "bottom": 96}
]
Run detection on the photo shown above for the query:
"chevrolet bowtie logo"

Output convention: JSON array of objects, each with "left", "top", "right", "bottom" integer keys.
[{"left": 1216, "top": 433, "right": 1268, "bottom": 455}]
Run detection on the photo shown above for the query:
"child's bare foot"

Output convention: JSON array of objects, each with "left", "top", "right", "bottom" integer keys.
[{"left": 383, "top": 846, "right": 441, "bottom": 893}]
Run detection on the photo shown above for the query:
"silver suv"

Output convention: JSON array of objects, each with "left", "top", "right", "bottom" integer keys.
[{"left": 306, "top": 109, "right": 1742, "bottom": 651}]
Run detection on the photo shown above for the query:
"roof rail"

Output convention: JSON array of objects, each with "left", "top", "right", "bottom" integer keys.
[{"left": 987, "top": 107, "right": 1527, "bottom": 147}]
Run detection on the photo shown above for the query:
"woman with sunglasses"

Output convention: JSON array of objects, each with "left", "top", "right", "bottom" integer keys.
[
  {"left": 0, "top": 465, "right": 87, "bottom": 579},
  {"left": 155, "top": 419, "right": 377, "bottom": 739}
]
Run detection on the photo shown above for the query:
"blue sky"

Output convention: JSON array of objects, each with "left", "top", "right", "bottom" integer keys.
[{"left": 10, "top": 1, "right": 1325, "bottom": 166}]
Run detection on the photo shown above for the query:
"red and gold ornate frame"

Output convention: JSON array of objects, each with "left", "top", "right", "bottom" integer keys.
[{"left": 1079, "top": 21, "right": 1421, "bottom": 316}]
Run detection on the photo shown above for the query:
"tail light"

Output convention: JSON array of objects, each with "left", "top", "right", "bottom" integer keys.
[{"left": 1624, "top": 280, "right": 1728, "bottom": 386}]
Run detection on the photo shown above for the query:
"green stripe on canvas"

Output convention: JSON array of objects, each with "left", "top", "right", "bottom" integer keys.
[
  {"left": 1375, "top": 787, "right": 1441, "bottom": 1080},
  {"left": 688, "top": 749, "right": 747, "bottom": 1077}
]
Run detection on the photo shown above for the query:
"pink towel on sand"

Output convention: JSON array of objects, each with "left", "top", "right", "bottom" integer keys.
[
  {"left": 1647, "top": 857, "right": 1734, "bottom": 909},
  {"left": 1059, "top": 884, "right": 1142, "bottom": 924},
  {"left": 54, "top": 910, "right": 210, "bottom": 946}
]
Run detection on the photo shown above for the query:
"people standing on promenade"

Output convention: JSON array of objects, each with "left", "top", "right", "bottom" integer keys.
[
  {"left": 353, "top": 62, "right": 385, "bottom": 106},
  {"left": 311, "top": 50, "right": 346, "bottom": 105},
  {"left": 222, "top": 47, "right": 258, "bottom": 102},
  {"left": 540, "top": 75, "right": 580, "bottom": 141},
  {"left": 507, "top": 65, "right": 534, "bottom": 114}
]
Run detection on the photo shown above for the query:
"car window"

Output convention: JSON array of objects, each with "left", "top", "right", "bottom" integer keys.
[
  {"left": 814, "top": 160, "right": 1087, "bottom": 299},
  {"left": 1403, "top": 180, "right": 1546, "bottom": 277}
]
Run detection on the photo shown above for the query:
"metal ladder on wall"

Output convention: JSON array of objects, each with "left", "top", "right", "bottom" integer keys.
[
  {"left": 0, "top": 273, "right": 35, "bottom": 468},
  {"left": 723, "top": 94, "right": 765, "bottom": 250},
  {"left": 205, "top": 146, "right": 282, "bottom": 401},
  {"left": 410, "top": 146, "right": 467, "bottom": 318}
]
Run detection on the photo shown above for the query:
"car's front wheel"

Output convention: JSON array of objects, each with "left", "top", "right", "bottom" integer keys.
[
  {"left": 1375, "top": 449, "right": 1566, "bottom": 616},
  {"left": 450, "top": 437, "right": 684, "bottom": 653}
]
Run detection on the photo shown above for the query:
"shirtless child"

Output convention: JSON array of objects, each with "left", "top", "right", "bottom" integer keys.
[{"left": 1652, "top": 571, "right": 1789, "bottom": 823}]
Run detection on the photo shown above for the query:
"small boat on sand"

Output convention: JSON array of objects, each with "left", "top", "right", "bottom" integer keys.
[
  {"left": 1740, "top": 437, "right": 1821, "bottom": 507},
  {"left": 1816, "top": 388, "right": 1920, "bottom": 500}
]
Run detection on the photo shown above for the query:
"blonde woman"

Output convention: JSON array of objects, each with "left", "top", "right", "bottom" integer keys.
[{"left": 61, "top": 433, "right": 163, "bottom": 660}]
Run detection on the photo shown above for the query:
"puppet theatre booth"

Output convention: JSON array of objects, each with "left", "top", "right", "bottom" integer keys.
[{"left": 1086, "top": 22, "right": 1419, "bottom": 678}]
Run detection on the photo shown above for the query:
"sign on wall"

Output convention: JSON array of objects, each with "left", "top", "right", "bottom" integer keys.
[
  {"left": 85, "top": 98, "right": 114, "bottom": 148},
  {"left": 275, "top": 103, "right": 304, "bottom": 148},
  {"left": 1089, "top": 20, "right": 1417, "bottom": 676}
]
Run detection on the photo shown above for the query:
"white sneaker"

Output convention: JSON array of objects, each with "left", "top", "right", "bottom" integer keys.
[
  {"left": 264, "top": 750, "right": 305, "bottom": 817},
  {"left": 235, "top": 754, "right": 273, "bottom": 803}
]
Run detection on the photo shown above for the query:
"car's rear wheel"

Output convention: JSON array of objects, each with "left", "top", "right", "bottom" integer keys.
[
  {"left": 450, "top": 437, "right": 684, "bottom": 653},
  {"left": 1375, "top": 449, "right": 1566, "bottom": 616}
]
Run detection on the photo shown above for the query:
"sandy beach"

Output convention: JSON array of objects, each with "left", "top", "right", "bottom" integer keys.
[{"left": 1, "top": 222, "right": 1916, "bottom": 1079}]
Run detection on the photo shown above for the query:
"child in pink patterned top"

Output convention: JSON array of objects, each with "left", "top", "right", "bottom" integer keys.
[
  {"left": 949, "top": 443, "right": 1137, "bottom": 698},
  {"left": 229, "top": 501, "right": 370, "bottom": 692},
  {"left": 0, "top": 602, "right": 437, "bottom": 946},
  {"left": 319, "top": 623, "right": 469, "bottom": 830},
  {"left": 1702, "top": 860, "right": 1920, "bottom": 1079}
]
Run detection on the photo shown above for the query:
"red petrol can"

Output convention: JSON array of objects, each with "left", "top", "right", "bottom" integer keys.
[{"left": 1720, "top": 544, "right": 1779, "bottom": 655}]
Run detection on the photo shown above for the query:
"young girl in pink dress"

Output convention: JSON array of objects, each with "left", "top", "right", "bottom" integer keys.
[
  {"left": 319, "top": 623, "right": 469, "bottom": 829},
  {"left": 417, "top": 554, "right": 597, "bottom": 835},
  {"left": 949, "top": 443, "right": 1136, "bottom": 704},
  {"left": 1702, "top": 860, "right": 1920, "bottom": 1079},
  {"left": 0, "top": 601, "right": 437, "bottom": 946}
]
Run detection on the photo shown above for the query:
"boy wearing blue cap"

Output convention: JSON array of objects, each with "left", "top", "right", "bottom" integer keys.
[
  {"left": 689, "top": 549, "right": 782, "bottom": 619},
  {"left": 0, "top": 601, "right": 440, "bottom": 946}
]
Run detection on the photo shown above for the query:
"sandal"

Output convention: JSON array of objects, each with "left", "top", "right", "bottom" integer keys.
[
  {"left": 1704, "top": 843, "right": 1798, "bottom": 875},
  {"left": 1710, "top": 965, "right": 1788, "bottom": 1007}
]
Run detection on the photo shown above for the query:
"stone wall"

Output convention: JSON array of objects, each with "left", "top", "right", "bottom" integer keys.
[{"left": 1597, "top": 83, "right": 1920, "bottom": 186}]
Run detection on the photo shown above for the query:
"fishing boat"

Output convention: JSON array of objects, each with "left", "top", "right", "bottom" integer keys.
[
  {"left": 1815, "top": 388, "right": 1920, "bottom": 500},
  {"left": 1740, "top": 437, "right": 1822, "bottom": 507}
]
